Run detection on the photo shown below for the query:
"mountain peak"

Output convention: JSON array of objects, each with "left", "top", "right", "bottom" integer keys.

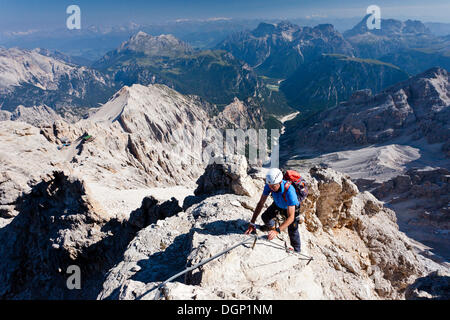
[
  {"left": 276, "top": 20, "right": 297, "bottom": 30},
  {"left": 344, "top": 16, "right": 430, "bottom": 38},
  {"left": 312, "top": 24, "right": 339, "bottom": 36},
  {"left": 119, "top": 31, "right": 193, "bottom": 56},
  {"left": 387, "top": 66, "right": 448, "bottom": 92},
  {"left": 252, "top": 22, "right": 276, "bottom": 36},
  {"left": 387, "top": 67, "right": 449, "bottom": 110},
  {"left": 418, "top": 66, "right": 448, "bottom": 78},
  {"left": 135, "top": 30, "right": 148, "bottom": 37},
  {"left": 314, "top": 23, "right": 336, "bottom": 32},
  {"left": 89, "top": 83, "right": 205, "bottom": 125}
]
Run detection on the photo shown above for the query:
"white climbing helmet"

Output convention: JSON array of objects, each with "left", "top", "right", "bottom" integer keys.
[{"left": 266, "top": 168, "right": 283, "bottom": 185}]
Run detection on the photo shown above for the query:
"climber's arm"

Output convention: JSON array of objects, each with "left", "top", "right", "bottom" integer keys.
[
  {"left": 245, "top": 194, "right": 268, "bottom": 234},
  {"left": 250, "top": 194, "right": 268, "bottom": 224}
]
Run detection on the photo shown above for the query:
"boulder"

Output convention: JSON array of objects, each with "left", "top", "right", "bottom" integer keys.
[
  {"left": 129, "top": 196, "right": 182, "bottom": 228},
  {"left": 309, "top": 166, "right": 359, "bottom": 229},
  {"left": 194, "top": 155, "right": 257, "bottom": 197}
]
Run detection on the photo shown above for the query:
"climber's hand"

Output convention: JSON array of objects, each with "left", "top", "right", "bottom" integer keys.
[
  {"left": 267, "top": 229, "right": 279, "bottom": 240},
  {"left": 244, "top": 222, "right": 256, "bottom": 234}
]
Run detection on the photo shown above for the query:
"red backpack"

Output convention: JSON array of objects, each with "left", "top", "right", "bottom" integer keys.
[{"left": 282, "top": 170, "right": 308, "bottom": 204}]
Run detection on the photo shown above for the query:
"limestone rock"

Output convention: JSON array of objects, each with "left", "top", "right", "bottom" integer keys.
[
  {"left": 3, "top": 105, "right": 64, "bottom": 127},
  {"left": 0, "top": 47, "right": 114, "bottom": 113},
  {"left": 370, "top": 167, "right": 450, "bottom": 259},
  {"left": 310, "top": 166, "right": 359, "bottom": 229},
  {"left": 220, "top": 97, "right": 264, "bottom": 129},
  {"left": 0, "top": 170, "right": 114, "bottom": 299},
  {"left": 129, "top": 196, "right": 182, "bottom": 228},
  {"left": 194, "top": 155, "right": 257, "bottom": 197},
  {"left": 97, "top": 161, "right": 447, "bottom": 300},
  {"left": 405, "top": 270, "right": 450, "bottom": 300}
]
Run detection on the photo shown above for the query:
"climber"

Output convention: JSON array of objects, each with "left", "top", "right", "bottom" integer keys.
[
  {"left": 244, "top": 168, "right": 302, "bottom": 252},
  {"left": 81, "top": 133, "right": 94, "bottom": 143}
]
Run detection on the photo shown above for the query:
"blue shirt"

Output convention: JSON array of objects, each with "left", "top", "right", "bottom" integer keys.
[{"left": 263, "top": 179, "right": 299, "bottom": 209}]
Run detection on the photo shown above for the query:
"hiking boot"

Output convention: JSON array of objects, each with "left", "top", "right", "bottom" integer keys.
[
  {"left": 260, "top": 225, "right": 276, "bottom": 232},
  {"left": 286, "top": 247, "right": 302, "bottom": 254}
]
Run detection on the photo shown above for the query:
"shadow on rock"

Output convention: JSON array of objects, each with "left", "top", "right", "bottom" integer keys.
[
  {"left": 406, "top": 270, "right": 450, "bottom": 300},
  {"left": 193, "top": 218, "right": 249, "bottom": 236},
  {"left": 131, "top": 233, "right": 192, "bottom": 285},
  {"left": 128, "top": 218, "right": 250, "bottom": 290},
  {"left": 0, "top": 170, "right": 183, "bottom": 299}
]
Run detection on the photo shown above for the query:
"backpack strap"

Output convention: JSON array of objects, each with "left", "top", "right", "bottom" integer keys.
[{"left": 283, "top": 181, "right": 292, "bottom": 202}]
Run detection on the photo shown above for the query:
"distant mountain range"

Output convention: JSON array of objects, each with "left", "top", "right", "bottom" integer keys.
[
  {"left": 282, "top": 67, "right": 450, "bottom": 157},
  {"left": 0, "top": 19, "right": 263, "bottom": 62},
  {"left": 343, "top": 15, "right": 450, "bottom": 60},
  {"left": 92, "top": 32, "right": 260, "bottom": 108},
  {"left": 2, "top": 15, "right": 450, "bottom": 127},
  {"left": 0, "top": 30, "right": 295, "bottom": 125},
  {"left": 279, "top": 53, "right": 409, "bottom": 111},
  {"left": 216, "top": 21, "right": 355, "bottom": 79},
  {"left": 215, "top": 16, "right": 449, "bottom": 113}
]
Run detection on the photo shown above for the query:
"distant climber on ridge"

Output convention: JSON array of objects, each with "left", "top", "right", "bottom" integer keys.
[{"left": 244, "top": 168, "right": 308, "bottom": 252}]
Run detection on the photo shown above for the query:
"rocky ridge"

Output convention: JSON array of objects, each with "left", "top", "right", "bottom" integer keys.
[
  {"left": 343, "top": 15, "right": 440, "bottom": 59},
  {"left": 1, "top": 121, "right": 448, "bottom": 299},
  {"left": 97, "top": 156, "right": 448, "bottom": 300},
  {"left": 0, "top": 47, "right": 115, "bottom": 113},
  {"left": 284, "top": 67, "right": 449, "bottom": 156},
  {"left": 0, "top": 84, "right": 217, "bottom": 220}
]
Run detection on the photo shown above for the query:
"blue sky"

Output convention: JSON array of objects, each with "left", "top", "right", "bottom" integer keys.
[{"left": 1, "top": 0, "right": 450, "bottom": 31}]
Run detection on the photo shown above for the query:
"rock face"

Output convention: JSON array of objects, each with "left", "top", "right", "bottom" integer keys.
[
  {"left": 0, "top": 121, "right": 68, "bottom": 221},
  {"left": 305, "top": 166, "right": 359, "bottom": 231},
  {"left": 366, "top": 168, "right": 450, "bottom": 261},
  {"left": 0, "top": 105, "right": 63, "bottom": 127},
  {"left": 0, "top": 170, "right": 119, "bottom": 299},
  {"left": 0, "top": 47, "right": 115, "bottom": 114},
  {"left": 372, "top": 168, "right": 450, "bottom": 218},
  {"left": 97, "top": 161, "right": 448, "bottom": 300},
  {"left": 220, "top": 97, "right": 265, "bottom": 129},
  {"left": 0, "top": 167, "right": 185, "bottom": 299},
  {"left": 284, "top": 67, "right": 450, "bottom": 157},
  {"left": 194, "top": 155, "right": 258, "bottom": 197}
]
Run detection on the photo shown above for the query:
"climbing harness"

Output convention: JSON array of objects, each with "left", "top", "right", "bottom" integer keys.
[{"left": 136, "top": 230, "right": 314, "bottom": 300}]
